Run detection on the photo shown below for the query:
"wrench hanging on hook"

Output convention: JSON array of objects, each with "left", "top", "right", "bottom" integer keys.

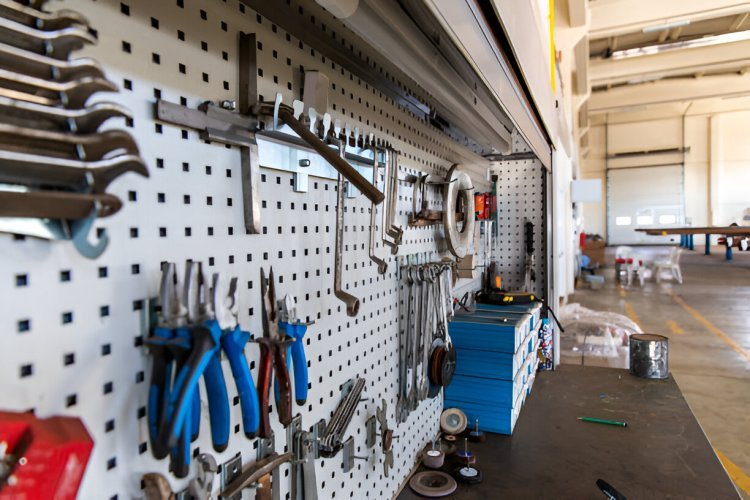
[
  {"left": 333, "top": 135, "right": 361, "bottom": 317},
  {"left": 368, "top": 145, "right": 388, "bottom": 274}
]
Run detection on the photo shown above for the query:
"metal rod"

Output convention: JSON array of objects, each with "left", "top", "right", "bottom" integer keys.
[{"left": 276, "top": 107, "right": 384, "bottom": 205}]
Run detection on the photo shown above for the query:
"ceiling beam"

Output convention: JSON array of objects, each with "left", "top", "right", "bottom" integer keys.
[
  {"left": 589, "top": 39, "right": 750, "bottom": 87},
  {"left": 567, "top": 0, "right": 587, "bottom": 28},
  {"left": 590, "top": 0, "right": 750, "bottom": 39},
  {"left": 588, "top": 73, "right": 750, "bottom": 113},
  {"left": 730, "top": 12, "right": 749, "bottom": 31}
]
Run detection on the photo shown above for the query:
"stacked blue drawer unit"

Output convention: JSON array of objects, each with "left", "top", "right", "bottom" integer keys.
[{"left": 445, "top": 302, "right": 542, "bottom": 434}]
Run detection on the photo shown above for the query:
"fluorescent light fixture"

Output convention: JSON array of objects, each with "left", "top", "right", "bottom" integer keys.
[
  {"left": 642, "top": 20, "right": 690, "bottom": 34},
  {"left": 612, "top": 29, "right": 750, "bottom": 60}
]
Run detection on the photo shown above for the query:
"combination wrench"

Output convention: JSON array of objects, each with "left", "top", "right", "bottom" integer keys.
[{"left": 333, "top": 137, "right": 360, "bottom": 317}]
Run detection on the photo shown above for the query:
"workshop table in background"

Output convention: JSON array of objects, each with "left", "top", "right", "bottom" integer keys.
[{"left": 398, "top": 365, "right": 739, "bottom": 499}]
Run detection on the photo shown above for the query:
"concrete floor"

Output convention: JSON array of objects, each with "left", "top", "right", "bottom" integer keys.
[{"left": 567, "top": 245, "right": 750, "bottom": 498}]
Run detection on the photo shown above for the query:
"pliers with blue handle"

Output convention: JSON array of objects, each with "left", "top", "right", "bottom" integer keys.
[
  {"left": 278, "top": 294, "right": 313, "bottom": 405},
  {"left": 213, "top": 273, "right": 260, "bottom": 438},
  {"left": 146, "top": 262, "right": 197, "bottom": 478},
  {"left": 159, "top": 261, "right": 230, "bottom": 454}
]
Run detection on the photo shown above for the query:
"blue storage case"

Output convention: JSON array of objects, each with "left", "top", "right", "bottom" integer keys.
[
  {"left": 454, "top": 328, "right": 536, "bottom": 380},
  {"left": 449, "top": 312, "right": 531, "bottom": 353},
  {"left": 474, "top": 302, "right": 542, "bottom": 330}
]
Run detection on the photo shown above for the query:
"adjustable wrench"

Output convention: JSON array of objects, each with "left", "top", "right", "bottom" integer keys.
[{"left": 332, "top": 137, "right": 360, "bottom": 317}]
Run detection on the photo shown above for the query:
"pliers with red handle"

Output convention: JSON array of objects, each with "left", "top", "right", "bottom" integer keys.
[{"left": 256, "top": 267, "right": 293, "bottom": 438}]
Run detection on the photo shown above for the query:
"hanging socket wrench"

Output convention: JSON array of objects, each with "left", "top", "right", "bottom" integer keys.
[
  {"left": 368, "top": 145, "right": 388, "bottom": 274},
  {"left": 333, "top": 136, "right": 360, "bottom": 317}
]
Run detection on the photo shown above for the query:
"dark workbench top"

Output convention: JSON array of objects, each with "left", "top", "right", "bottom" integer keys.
[{"left": 399, "top": 365, "right": 739, "bottom": 499}]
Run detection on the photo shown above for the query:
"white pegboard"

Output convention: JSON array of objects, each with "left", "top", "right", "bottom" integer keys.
[
  {"left": 0, "top": 0, "right": 493, "bottom": 499},
  {"left": 493, "top": 159, "right": 548, "bottom": 297}
]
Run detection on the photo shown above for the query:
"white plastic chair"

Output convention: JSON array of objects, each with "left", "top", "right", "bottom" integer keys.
[
  {"left": 614, "top": 246, "right": 633, "bottom": 283},
  {"left": 626, "top": 252, "right": 646, "bottom": 287},
  {"left": 654, "top": 247, "right": 683, "bottom": 284}
]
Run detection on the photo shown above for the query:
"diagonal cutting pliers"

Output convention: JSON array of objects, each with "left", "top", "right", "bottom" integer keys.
[
  {"left": 213, "top": 273, "right": 260, "bottom": 438},
  {"left": 256, "top": 268, "right": 293, "bottom": 438}
]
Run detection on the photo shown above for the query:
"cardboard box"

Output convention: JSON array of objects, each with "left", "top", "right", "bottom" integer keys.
[{"left": 582, "top": 240, "right": 605, "bottom": 266}]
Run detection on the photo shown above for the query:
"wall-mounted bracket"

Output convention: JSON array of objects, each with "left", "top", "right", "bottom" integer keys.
[{"left": 220, "top": 453, "right": 243, "bottom": 500}]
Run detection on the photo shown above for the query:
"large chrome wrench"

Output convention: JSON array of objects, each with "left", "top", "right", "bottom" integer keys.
[
  {"left": 0, "top": 16, "right": 95, "bottom": 59},
  {"left": 0, "top": 1, "right": 90, "bottom": 32},
  {"left": 407, "top": 267, "right": 423, "bottom": 411},
  {"left": 0, "top": 41, "right": 105, "bottom": 81},
  {"left": 396, "top": 267, "right": 414, "bottom": 422},
  {"left": 0, "top": 123, "right": 138, "bottom": 160},
  {"left": 385, "top": 149, "right": 403, "bottom": 243},
  {"left": 333, "top": 138, "right": 360, "bottom": 317},
  {"left": 0, "top": 67, "right": 116, "bottom": 108},
  {"left": 368, "top": 146, "right": 388, "bottom": 274},
  {"left": 0, "top": 96, "right": 130, "bottom": 133}
]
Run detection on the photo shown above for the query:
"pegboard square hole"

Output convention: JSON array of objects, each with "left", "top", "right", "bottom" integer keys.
[
  {"left": 200, "top": 9, "right": 207, "bottom": 19},
  {"left": 201, "top": 41, "right": 208, "bottom": 51},
  {"left": 100, "top": 306, "right": 110, "bottom": 317},
  {"left": 128, "top": 191, "right": 136, "bottom": 201},
  {"left": 183, "top": 195, "right": 190, "bottom": 204},
  {"left": 130, "top": 228, "right": 139, "bottom": 238},
  {"left": 65, "top": 394, "right": 77, "bottom": 407},
  {"left": 159, "top": 227, "right": 167, "bottom": 237},
  {"left": 150, "top": 17, "right": 159, "bottom": 29},
  {"left": 177, "top": 29, "right": 185, "bottom": 41},
  {"left": 63, "top": 353, "right": 75, "bottom": 366},
  {"left": 133, "top": 300, "right": 144, "bottom": 311},
  {"left": 106, "top": 457, "right": 116, "bottom": 470},
  {"left": 157, "top": 193, "right": 165, "bottom": 203},
  {"left": 156, "top": 158, "right": 164, "bottom": 168},
  {"left": 102, "top": 344, "right": 111, "bottom": 356},
  {"left": 123, "top": 79, "right": 132, "bottom": 90},
  {"left": 121, "top": 41, "right": 131, "bottom": 53},
  {"left": 131, "top": 264, "right": 140, "bottom": 275},
  {"left": 136, "top": 371, "right": 144, "bottom": 383},
  {"left": 179, "top": 63, "right": 186, "bottom": 74},
  {"left": 98, "top": 266, "right": 108, "bottom": 278},
  {"left": 151, "top": 53, "right": 160, "bottom": 64},
  {"left": 103, "top": 382, "right": 113, "bottom": 394},
  {"left": 62, "top": 312, "right": 73, "bottom": 324},
  {"left": 60, "top": 269, "right": 71, "bottom": 282},
  {"left": 222, "top": 51, "right": 228, "bottom": 61},
  {"left": 105, "top": 419, "right": 115, "bottom": 432},
  {"left": 17, "top": 319, "right": 30, "bottom": 333},
  {"left": 138, "top": 442, "right": 147, "bottom": 454},
  {"left": 20, "top": 364, "right": 32, "bottom": 377},
  {"left": 185, "top": 227, "right": 192, "bottom": 237},
  {"left": 120, "top": 2, "right": 129, "bottom": 15},
  {"left": 15, "top": 274, "right": 28, "bottom": 287}
]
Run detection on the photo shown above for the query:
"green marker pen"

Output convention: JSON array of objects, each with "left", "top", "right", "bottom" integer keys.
[{"left": 578, "top": 416, "right": 628, "bottom": 427}]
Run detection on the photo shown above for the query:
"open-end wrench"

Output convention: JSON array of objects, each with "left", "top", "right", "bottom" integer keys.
[
  {"left": 368, "top": 146, "right": 387, "bottom": 274},
  {"left": 406, "top": 267, "right": 422, "bottom": 411},
  {"left": 0, "top": 189, "right": 121, "bottom": 219},
  {"left": 0, "top": 41, "right": 104, "bottom": 81},
  {"left": 0, "top": 16, "right": 95, "bottom": 59},
  {"left": 0, "top": 96, "right": 130, "bottom": 133},
  {"left": 0, "top": 68, "right": 116, "bottom": 108},
  {"left": 0, "top": 1, "right": 90, "bottom": 31},
  {"left": 0, "top": 123, "right": 138, "bottom": 160},
  {"left": 332, "top": 137, "right": 360, "bottom": 317},
  {"left": 396, "top": 267, "right": 414, "bottom": 422},
  {"left": 0, "top": 151, "right": 148, "bottom": 193}
]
